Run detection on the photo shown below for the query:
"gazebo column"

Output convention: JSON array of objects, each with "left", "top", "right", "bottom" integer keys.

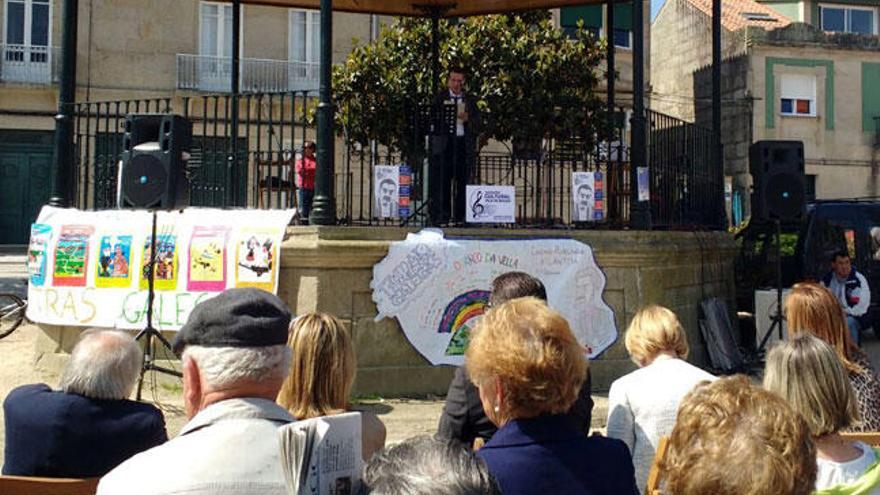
[
  {"left": 230, "top": 0, "right": 241, "bottom": 206},
  {"left": 310, "top": 0, "right": 336, "bottom": 225},
  {"left": 49, "top": 0, "right": 79, "bottom": 207},
  {"left": 712, "top": 0, "right": 725, "bottom": 227},
  {"left": 629, "top": 0, "right": 650, "bottom": 229}
]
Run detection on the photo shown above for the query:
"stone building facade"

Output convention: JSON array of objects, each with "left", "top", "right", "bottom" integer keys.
[{"left": 652, "top": 0, "right": 880, "bottom": 217}]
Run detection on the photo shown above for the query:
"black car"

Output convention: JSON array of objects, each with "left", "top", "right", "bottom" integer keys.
[{"left": 735, "top": 199, "right": 880, "bottom": 327}]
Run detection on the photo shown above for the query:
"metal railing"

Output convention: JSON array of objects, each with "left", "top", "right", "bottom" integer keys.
[
  {"left": 646, "top": 109, "right": 722, "bottom": 229},
  {"left": 0, "top": 44, "right": 59, "bottom": 85},
  {"left": 71, "top": 93, "right": 720, "bottom": 230},
  {"left": 73, "top": 91, "right": 315, "bottom": 211},
  {"left": 176, "top": 54, "right": 319, "bottom": 93}
]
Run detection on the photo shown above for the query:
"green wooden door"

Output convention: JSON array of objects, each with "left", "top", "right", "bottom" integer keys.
[{"left": 0, "top": 131, "right": 53, "bottom": 244}]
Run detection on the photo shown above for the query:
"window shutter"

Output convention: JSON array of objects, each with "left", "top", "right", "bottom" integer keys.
[
  {"left": 614, "top": 2, "right": 633, "bottom": 31},
  {"left": 560, "top": 6, "right": 603, "bottom": 28},
  {"left": 780, "top": 74, "right": 816, "bottom": 100}
]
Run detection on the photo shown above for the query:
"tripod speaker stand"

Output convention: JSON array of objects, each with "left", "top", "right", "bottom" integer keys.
[
  {"left": 753, "top": 219, "right": 786, "bottom": 358},
  {"left": 134, "top": 210, "right": 182, "bottom": 401}
]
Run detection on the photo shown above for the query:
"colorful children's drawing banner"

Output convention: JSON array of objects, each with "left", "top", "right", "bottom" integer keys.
[
  {"left": 370, "top": 229, "right": 617, "bottom": 365},
  {"left": 27, "top": 206, "right": 294, "bottom": 330}
]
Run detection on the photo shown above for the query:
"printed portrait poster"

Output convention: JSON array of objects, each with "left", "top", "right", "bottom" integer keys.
[
  {"left": 27, "top": 224, "right": 52, "bottom": 287},
  {"left": 95, "top": 234, "right": 134, "bottom": 288},
  {"left": 140, "top": 229, "right": 179, "bottom": 291},
  {"left": 235, "top": 228, "right": 279, "bottom": 290},
  {"left": 188, "top": 226, "right": 230, "bottom": 292},
  {"left": 572, "top": 172, "right": 596, "bottom": 222},
  {"left": 53, "top": 225, "right": 94, "bottom": 287},
  {"left": 373, "top": 165, "right": 400, "bottom": 219},
  {"left": 465, "top": 185, "right": 516, "bottom": 224}
]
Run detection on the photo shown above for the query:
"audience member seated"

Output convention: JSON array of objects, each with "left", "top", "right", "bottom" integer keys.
[
  {"left": 785, "top": 282, "right": 880, "bottom": 431},
  {"left": 764, "top": 334, "right": 880, "bottom": 494},
  {"left": 276, "top": 311, "right": 386, "bottom": 461},
  {"left": 437, "top": 271, "right": 593, "bottom": 447},
  {"left": 2, "top": 329, "right": 167, "bottom": 478},
  {"left": 467, "top": 297, "right": 638, "bottom": 495},
  {"left": 363, "top": 435, "right": 500, "bottom": 495},
  {"left": 97, "top": 288, "right": 295, "bottom": 495},
  {"left": 661, "top": 375, "right": 816, "bottom": 495},
  {"left": 606, "top": 304, "right": 716, "bottom": 493}
]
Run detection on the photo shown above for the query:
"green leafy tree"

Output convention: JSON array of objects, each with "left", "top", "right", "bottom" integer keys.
[{"left": 333, "top": 12, "right": 607, "bottom": 158}]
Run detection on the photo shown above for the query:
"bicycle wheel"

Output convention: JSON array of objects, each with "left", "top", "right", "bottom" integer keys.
[{"left": 0, "top": 293, "right": 26, "bottom": 340}]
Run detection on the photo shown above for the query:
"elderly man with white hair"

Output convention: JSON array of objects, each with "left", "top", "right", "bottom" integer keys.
[
  {"left": 3, "top": 329, "right": 167, "bottom": 477},
  {"left": 98, "top": 288, "right": 294, "bottom": 495}
]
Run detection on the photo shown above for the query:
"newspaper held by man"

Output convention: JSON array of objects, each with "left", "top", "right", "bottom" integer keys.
[{"left": 278, "top": 412, "right": 364, "bottom": 495}]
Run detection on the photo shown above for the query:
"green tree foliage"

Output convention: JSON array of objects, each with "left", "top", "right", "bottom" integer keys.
[{"left": 333, "top": 12, "right": 607, "bottom": 157}]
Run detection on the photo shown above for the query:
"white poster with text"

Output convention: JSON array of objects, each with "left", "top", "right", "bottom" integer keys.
[
  {"left": 371, "top": 229, "right": 617, "bottom": 365},
  {"left": 465, "top": 185, "right": 516, "bottom": 224}
]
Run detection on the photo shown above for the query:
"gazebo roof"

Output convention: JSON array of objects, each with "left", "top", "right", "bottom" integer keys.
[{"left": 235, "top": 0, "right": 616, "bottom": 17}]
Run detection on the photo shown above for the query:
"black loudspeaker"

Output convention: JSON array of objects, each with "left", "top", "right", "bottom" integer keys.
[
  {"left": 118, "top": 114, "right": 192, "bottom": 209},
  {"left": 749, "top": 140, "right": 806, "bottom": 223}
]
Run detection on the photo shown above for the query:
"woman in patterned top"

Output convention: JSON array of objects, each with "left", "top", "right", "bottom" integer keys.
[{"left": 785, "top": 282, "right": 880, "bottom": 432}]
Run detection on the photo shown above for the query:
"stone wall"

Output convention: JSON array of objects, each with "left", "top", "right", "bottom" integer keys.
[
  {"left": 279, "top": 227, "right": 737, "bottom": 395},
  {"left": 33, "top": 227, "right": 738, "bottom": 396}
]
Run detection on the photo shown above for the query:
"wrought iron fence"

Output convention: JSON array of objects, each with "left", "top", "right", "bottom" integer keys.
[
  {"left": 72, "top": 92, "right": 720, "bottom": 230},
  {"left": 73, "top": 91, "right": 315, "bottom": 211},
  {"left": 645, "top": 109, "right": 723, "bottom": 229}
]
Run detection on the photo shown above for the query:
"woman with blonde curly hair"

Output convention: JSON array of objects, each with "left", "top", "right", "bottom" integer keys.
[
  {"left": 467, "top": 297, "right": 638, "bottom": 495},
  {"left": 661, "top": 375, "right": 816, "bottom": 495},
  {"left": 785, "top": 282, "right": 880, "bottom": 431},
  {"left": 606, "top": 305, "right": 716, "bottom": 492},
  {"left": 765, "top": 334, "right": 880, "bottom": 494},
  {"left": 276, "top": 312, "right": 386, "bottom": 461}
]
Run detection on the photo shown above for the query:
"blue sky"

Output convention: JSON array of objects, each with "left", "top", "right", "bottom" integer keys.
[{"left": 652, "top": 0, "right": 666, "bottom": 19}]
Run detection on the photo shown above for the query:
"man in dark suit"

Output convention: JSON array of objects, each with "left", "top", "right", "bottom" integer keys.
[
  {"left": 3, "top": 330, "right": 167, "bottom": 478},
  {"left": 430, "top": 66, "right": 480, "bottom": 225},
  {"left": 437, "top": 271, "right": 593, "bottom": 447}
]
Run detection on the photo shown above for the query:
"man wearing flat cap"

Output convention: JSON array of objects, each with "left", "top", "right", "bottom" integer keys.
[{"left": 98, "top": 288, "right": 295, "bottom": 495}]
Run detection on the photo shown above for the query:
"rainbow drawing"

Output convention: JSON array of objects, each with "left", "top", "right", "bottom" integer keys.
[{"left": 439, "top": 290, "right": 490, "bottom": 356}]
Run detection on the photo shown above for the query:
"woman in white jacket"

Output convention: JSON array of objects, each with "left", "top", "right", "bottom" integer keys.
[{"left": 606, "top": 305, "right": 716, "bottom": 493}]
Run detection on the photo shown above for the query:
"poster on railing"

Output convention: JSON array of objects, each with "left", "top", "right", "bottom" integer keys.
[
  {"left": 465, "top": 185, "right": 516, "bottom": 224},
  {"left": 572, "top": 172, "right": 605, "bottom": 222},
  {"left": 637, "top": 167, "right": 651, "bottom": 202},
  {"left": 25, "top": 206, "right": 294, "bottom": 331},
  {"left": 371, "top": 229, "right": 617, "bottom": 365},
  {"left": 373, "top": 165, "right": 400, "bottom": 219}
]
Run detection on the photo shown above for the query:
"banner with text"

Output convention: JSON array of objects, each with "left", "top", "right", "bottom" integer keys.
[
  {"left": 371, "top": 229, "right": 617, "bottom": 365},
  {"left": 26, "top": 206, "right": 294, "bottom": 330}
]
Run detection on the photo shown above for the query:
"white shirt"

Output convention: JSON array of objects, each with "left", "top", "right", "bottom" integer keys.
[
  {"left": 97, "top": 398, "right": 295, "bottom": 495},
  {"left": 606, "top": 357, "right": 717, "bottom": 493},
  {"left": 449, "top": 90, "right": 466, "bottom": 137},
  {"left": 816, "top": 441, "right": 880, "bottom": 493},
  {"left": 825, "top": 271, "right": 871, "bottom": 317}
]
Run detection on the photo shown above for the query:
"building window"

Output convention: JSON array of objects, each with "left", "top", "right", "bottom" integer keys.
[
  {"left": 612, "top": 28, "right": 631, "bottom": 49},
  {"left": 819, "top": 4, "right": 877, "bottom": 35},
  {"left": 199, "top": 2, "right": 233, "bottom": 58},
  {"left": 4, "top": 0, "right": 50, "bottom": 60},
  {"left": 289, "top": 9, "right": 319, "bottom": 65},
  {"left": 805, "top": 174, "right": 816, "bottom": 202},
  {"left": 779, "top": 73, "right": 817, "bottom": 117}
]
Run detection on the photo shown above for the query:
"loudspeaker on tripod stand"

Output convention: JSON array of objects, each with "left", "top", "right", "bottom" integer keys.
[
  {"left": 118, "top": 114, "right": 192, "bottom": 210},
  {"left": 749, "top": 140, "right": 806, "bottom": 223}
]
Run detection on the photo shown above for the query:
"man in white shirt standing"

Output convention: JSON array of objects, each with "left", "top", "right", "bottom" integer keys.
[
  {"left": 822, "top": 250, "right": 871, "bottom": 346},
  {"left": 430, "top": 66, "right": 480, "bottom": 226}
]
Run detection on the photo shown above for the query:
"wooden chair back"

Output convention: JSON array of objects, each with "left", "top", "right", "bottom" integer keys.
[
  {"left": 842, "top": 431, "right": 880, "bottom": 447},
  {"left": 0, "top": 475, "right": 99, "bottom": 495},
  {"left": 644, "top": 435, "right": 670, "bottom": 495}
]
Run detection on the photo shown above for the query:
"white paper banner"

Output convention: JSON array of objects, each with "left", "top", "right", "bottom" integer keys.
[
  {"left": 465, "top": 185, "right": 516, "bottom": 223},
  {"left": 370, "top": 229, "right": 617, "bottom": 365},
  {"left": 572, "top": 172, "right": 596, "bottom": 222},
  {"left": 26, "top": 206, "right": 294, "bottom": 330},
  {"left": 374, "top": 165, "right": 400, "bottom": 219},
  {"left": 637, "top": 167, "right": 650, "bottom": 202}
]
